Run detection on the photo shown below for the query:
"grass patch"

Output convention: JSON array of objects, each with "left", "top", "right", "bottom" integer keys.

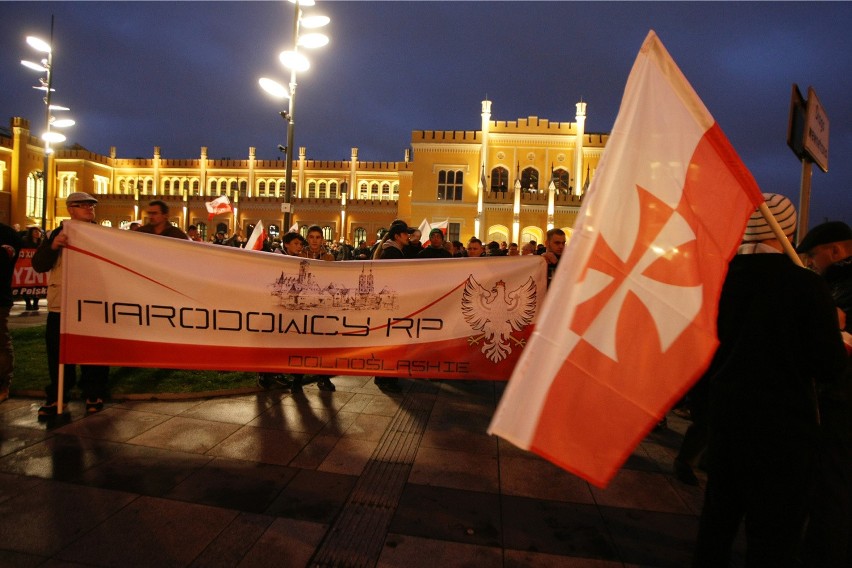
[{"left": 11, "top": 325, "right": 257, "bottom": 395}]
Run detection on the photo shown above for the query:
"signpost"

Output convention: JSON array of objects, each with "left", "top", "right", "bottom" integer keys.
[{"left": 787, "top": 84, "right": 829, "bottom": 241}]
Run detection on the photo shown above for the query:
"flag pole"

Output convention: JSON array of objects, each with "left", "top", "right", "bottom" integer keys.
[
  {"left": 757, "top": 202, "right": 803, "bottom": 267},
  {"left": 57, "top": 364, "right": 65, "bottom": 414}
]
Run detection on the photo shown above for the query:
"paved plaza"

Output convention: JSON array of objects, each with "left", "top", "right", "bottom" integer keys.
[{"left": 0, "top": 305, "right": 744, "bottom": 567}]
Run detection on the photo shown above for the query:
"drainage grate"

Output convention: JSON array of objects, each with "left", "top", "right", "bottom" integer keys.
[{"left": 309, "top": 381, "right": 438, "bottom": 567}]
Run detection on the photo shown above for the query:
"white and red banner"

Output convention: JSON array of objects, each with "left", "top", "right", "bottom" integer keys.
[
  {"left": 205, "top": 195, "right": 232, "bottom": 220},
  {"left": 488, "top": 31, "right": 764, "bottom": 487},
  {"left": 12, "top": 248, "right": 48, "bottom": 297},
  {"left": 60, "top": 221, "right": 547, "bottom": 380}
]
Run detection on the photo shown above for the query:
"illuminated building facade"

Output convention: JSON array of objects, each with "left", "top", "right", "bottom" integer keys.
[{"left": 0, "top": 101, "right": 607, "bottom": 245}]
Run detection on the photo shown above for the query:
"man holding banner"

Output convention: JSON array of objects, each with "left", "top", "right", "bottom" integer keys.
[{"left": 33, "top": 192, "right": 110, "bottom": 418}]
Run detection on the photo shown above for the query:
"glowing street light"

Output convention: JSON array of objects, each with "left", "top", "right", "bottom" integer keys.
[
  {"left": 258, "top": 0, "right": 330, "bottom": 232},
  {"left": 20, "top": 16, "right": 75, "bottom": 229}
]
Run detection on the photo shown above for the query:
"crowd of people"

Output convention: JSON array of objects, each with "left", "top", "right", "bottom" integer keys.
[{"left": 3, "top": 191, "right": 848, "bottom": 565}]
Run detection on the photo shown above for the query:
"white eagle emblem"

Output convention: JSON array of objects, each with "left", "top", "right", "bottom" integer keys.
[{"left": 461, "top": 276, "right": 537, "bottom": 363}]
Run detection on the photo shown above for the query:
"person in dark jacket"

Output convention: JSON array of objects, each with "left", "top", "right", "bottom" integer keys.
[
  {"left": 797, "top": 220, "right": 852, "bottom": 567},
  {"left": 0, "top": 223, "right": 22, "bottom": 403},
  {"left": 373, "top": 221, "right": 414, "bottom": 392},
  {"left": 693, "top": 194, "right": 846, "bottom": 567},
  {"left": 417, "top": 228, "right": 452, "bottom": 259}
]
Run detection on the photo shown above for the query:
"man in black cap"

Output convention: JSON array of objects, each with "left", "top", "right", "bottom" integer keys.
[
  {"left": 373, "top": 220, "right": 415, "bottom": 392},
  {"left": 797, "top": 220, "right": 852, "bottom": 567}
]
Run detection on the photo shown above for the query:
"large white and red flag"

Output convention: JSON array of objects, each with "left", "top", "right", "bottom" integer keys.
[
  {"left": 205, "top": 195, "right": 232, "bottom": 221},
  {"left": 245, "top": 220, "right": 266, "bottom": 251},
  {"left": 488, "top": 31, "right": 764, "bottom": 487}
]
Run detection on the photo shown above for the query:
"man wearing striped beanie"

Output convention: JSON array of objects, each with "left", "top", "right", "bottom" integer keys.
[{"left": 694, "top": 193, "right": 847, "bottom": 565}]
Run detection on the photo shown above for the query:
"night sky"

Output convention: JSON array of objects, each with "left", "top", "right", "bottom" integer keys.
[{"left": 1, "top": 1, "right": 850, "bottom": 228}]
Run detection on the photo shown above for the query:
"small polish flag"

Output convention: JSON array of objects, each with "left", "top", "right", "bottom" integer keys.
[{"left": 246, "top": 220, "right": 267, "bottom": 251}]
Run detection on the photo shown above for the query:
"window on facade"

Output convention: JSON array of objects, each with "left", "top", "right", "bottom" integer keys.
[
  {"left": 146, "top": 179, "right": 154, "bottom": 193},
  {"left": 258, "top": 181, "right": 267, "bottom": 196},
  {"left": 240, "top": 180, "right": 247, "bottom": 194},
  {"left": 448, "top": 222, "right": 460, "bottom": 243},
  {"left": 521, "top": 167, "right": 539, "bottom": 192},
  {"left": 329, "top": 182, "right": 337, "bottom": 198},
  {"left": 437, "top": 170, "right": 463, "bottom": 201},
  {"left": 354, "top": 227, "right": 366, "bottom": 245},
  {"left": 183, "top": 179, "right": 190, "bottom": 192},
  {"left": 553, "top": 169, "right": 570, "bottom": 193},
  {"left": 371, "top": 183, "right": 379, "bottom": 200},
  {"left": 26, "top": 172, "right": 44, "bottom": 219},
  {"left": 341, "top": 181, "right": 348, "bottom": 198},
  {"left": 308, "top": 182, "right": 317, "bottom": 198},
  {"left": 192, "top": 179, "right": 200, "bottom": 195},
  {"left": 381, "top": 183, "right": 390, "bottom": 200},
  {"left": 197, "top": 222, "right": 207, "bottom": 241},
  {"left": 322, "top": 226, "right": 334, "bottom": 241},
  {"left": 319, "top": 182, "right": 327, "bottom": 198},
  {"left": 392, "top": 183, "right": 399, "bottom": 199},
  {"left": 119, "top": 179, "right": 126, "bottom": 194},
  {"left": 230, "top": 180, "right": 238, "bottom": 192},
  {"left": 359, "top": 182, "right": 368, "bottom": 199},
  {"left": 164, "top": 180, "right": 171, "bottom": 194},
  {"left": 491, "top": 167, "right": 509, "bottom": 193}
]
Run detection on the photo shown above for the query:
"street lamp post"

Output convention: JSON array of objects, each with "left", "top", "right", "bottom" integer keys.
[
  {"left": 259, "top": 0, "right": 330, "bottom": 233},
  {"left": 21, "top": 16, "right": 75, "bottom": 230}
]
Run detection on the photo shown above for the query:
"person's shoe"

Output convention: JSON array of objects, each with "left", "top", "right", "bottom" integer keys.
[
  {"left": 674, "top": 458, "right": 699, "bottom": 486},
  {"left": 317, "top": 377, "right": 335, "bottom": 392},
  {"left": 85, "top": 398, "right": 104, "bottom": 415},
  {"left": 37, "top": 402, "right": 58, "bottom": 420},
  {"left": 257, "top": 373, "right": 274, "bottom": 389}
]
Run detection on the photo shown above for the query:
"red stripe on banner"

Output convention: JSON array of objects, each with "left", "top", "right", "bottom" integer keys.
[{"left": 60, "top": 326, "right": 535, "bottom": 381}]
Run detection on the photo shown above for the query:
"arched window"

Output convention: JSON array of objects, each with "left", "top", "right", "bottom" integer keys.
[
  {"left": 26, "top": 172, "right": 44, "bottom": 219},
  {"left": 146, "top": 179, "right": 154, "bottom": 193},
  {"left": 258, "top": 181, "right": 267, "bottom": 196},
  {"left": 197, "top": 222, "right": 208, "bottom": 241},
  {"left": 370, "top": 183, "right": 379, "bottom": 200},
  {"left": 308, "top": 182, "right": 317, "bottom": 198},
  {"left": 354, "top": 227, "right": 367, "bottom": 244},
  {"left": 381, "top": 183, "right": 390, "bottom": 200},
  {"left": 240, "top": 180, "right": 247, "bottom": 194},
  {"left": 553, "top": 168, "right": 570, "bottom": 193},
  {"left": 392, "top": 183, "right": 399, "bottom": 199},
  {"left": 322, "top": 226, "right": 334, "bottom": 241},
  {"left": 341, "top": 181, "right": 348, "bottom": 197},
  {"left": 359, "top": 182, "right": 368, "bottom": 199},
  {"left": 329, "top": 182, "right": 337, "bottom": 198},
  {"left": 192, "top": 179, "right": 200, "bottom": 195},
  {"left": 490, "top": 166, "right": 509, "bottom": 193},
  {"left": 521, "top": 167, "right": 539, "bottom": 192},
  {"left": 119, "top": 179, "right": 126, "bottom": 194},
  {"left": 164, "top": 179, "right": 171, "bottom": 194},
  {"left": 437, "top": 170, "right": 463, "bottom": 201}
]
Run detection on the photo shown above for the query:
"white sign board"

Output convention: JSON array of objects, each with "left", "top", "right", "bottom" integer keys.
[{"left": 803, "top": 86, "right": 829, "bottom": 172}]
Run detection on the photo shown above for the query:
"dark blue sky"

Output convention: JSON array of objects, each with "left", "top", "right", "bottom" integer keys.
[{"left": 2, "top": 1, "right": 850, "bottom": 228}]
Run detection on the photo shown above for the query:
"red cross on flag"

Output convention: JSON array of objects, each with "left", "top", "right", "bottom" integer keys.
[{"left": 488, "top": 31, "right": 764, "bottom": 488}]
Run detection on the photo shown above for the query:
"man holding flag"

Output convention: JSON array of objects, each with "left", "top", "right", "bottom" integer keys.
[{"left": 692, "top": 195, "right": 845, "bottom": 566}]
